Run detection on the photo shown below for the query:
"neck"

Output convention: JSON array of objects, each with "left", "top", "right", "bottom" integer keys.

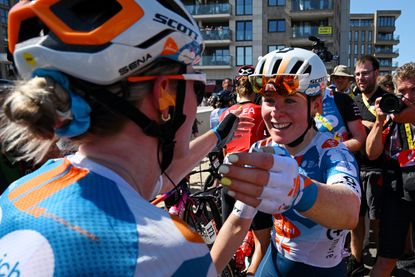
[
  {"left": 78, "top": 122, "right": 161, "bottom": 199},
  {"left": 285, "top": 127, "right": 317, "bottom": 156},
  {"left": 363, "top": 85, "right": 378, "bottom": 99}
]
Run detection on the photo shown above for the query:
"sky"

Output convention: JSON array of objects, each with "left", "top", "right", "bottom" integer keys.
[{"left": 351, "top": 0, "right": 414, "bottom": 67}]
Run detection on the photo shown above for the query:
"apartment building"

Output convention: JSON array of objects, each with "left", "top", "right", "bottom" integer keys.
[
  {"left": 184, "top": 0, "right": 350, "bottom": 92},
  {"left": 0, "top": 0, "right": 14, "bottom": 79},
  {"left": 349, "top": 10, "right": 401, "bottom": 75}
]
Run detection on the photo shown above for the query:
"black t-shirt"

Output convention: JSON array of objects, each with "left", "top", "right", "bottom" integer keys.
[
  {"left": 333, "top": 92, "right": 362, "bottom": 132},
  {"left": 354, "top": 86, "right": 388, "bottom": 171}
]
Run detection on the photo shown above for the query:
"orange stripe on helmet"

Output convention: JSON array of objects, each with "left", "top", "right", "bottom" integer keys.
[{"left": 8, "top": 0, "right": 144, "bottom": 53}]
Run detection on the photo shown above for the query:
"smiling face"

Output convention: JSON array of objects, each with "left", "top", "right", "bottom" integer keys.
[
  {"left": 261, "top": 93, "right": 320, "bottom": 145},
  {"left": 355, "top": 60, "right": 378, "bottom": 95}
]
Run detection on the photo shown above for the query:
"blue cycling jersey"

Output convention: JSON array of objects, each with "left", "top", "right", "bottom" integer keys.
[
  {"left": 251, "top": 132, "right": 361, "bottom": 268},
  {"left": 0, "top": 153, "right": 216, "bottom": 277}
]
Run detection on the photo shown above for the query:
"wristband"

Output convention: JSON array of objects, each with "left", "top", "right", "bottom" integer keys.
[
  {"left": 232, "top": 200, "right": 257, "bottom": 219},
  {"left": 293, "top": 176, "right": 318, "bottom": 212}
]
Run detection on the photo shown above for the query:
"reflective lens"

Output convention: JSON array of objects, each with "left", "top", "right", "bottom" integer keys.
[{"left": 248, "top": 74, "right": 309, "bottom": 96}]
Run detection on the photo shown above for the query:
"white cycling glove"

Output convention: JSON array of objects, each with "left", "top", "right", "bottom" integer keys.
[{"left": 256, "top": 154, "right": 318, "bottom": 214}]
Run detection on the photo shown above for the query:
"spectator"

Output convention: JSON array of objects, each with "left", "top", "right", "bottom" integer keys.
[
  {"left": 366, "top": 62, "right": 415, "bottom": 277},
  {"left": 378, "top": 74, "right": 395, "bottom": 93},
  {"left": 347, "top": 55, "right": 388, "bottom": 276},
  {"left": 331, "top": 65, "right": 356, "bottom": 97},
  {"left": 209, "top": 91, "right": 234, "bottom": 129},
  {"left": 315, "top": 65, "right": 366, "bottom": 152}
]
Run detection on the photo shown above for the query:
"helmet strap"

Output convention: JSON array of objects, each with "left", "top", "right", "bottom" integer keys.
[
  {"left": 286, "top": 96, "right": 314, "bottom": 147},
  {"left": 72, "top": 78, "right": 187, "bottom": 173}
]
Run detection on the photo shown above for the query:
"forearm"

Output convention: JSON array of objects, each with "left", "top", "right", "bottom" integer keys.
[
  {"left": 302, "top": 183, "right": 359, "bottom": 230},
  {"left": 342, "top": 138, "right": 362, "bottom": 152},
  {"left": 164, "top": 130, "right": 217, "bottom": 186},
  {"left": 365, "top": 120, "right": 384, "bottom": 160},
  {"left": 211, "top": 214, "right": 253, "bottom": 273}
]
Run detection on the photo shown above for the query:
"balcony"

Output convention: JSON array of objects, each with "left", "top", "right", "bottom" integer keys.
[
  {"left": 200, "top": 28, "right": 232, "bottom": 46},
  {"left": 185, "top": 3, "right": 231, "bottom": 20},
  {"left": 374, "top": 48, "right": 399, "bottom": 58},
  {"left": 194, "top": 55, "right": 233, "bottom": 69},
  {"left": 291, "top": 26, "right": 333, "bottom": 45},
  {"left": 375, "top": 34, "right": 400, "bottom": 45},
  {"left": 290, "top": 0, "right": 333, "bottom": 20}
]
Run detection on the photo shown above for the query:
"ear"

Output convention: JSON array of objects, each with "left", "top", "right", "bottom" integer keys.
[
  {"left": 151, "top": 77, "right": 176, "bottom": 121},
  {"left": 311, "top": 94, "right": 323, "bottom": 115}
]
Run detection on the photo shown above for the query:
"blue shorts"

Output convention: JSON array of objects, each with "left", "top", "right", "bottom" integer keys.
[{"left": 254, "top": 244, "right": 346, "bottom": 277}]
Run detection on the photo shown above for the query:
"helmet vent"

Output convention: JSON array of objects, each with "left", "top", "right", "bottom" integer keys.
[
  {"left": 156, "top": 0, "right": 194, "bottom": 25},
  {"left": 290, "top": 61, "right": 303, "bottom": 74},
  {"left": 51, "top": 0, "right": 122, "bottom": 32},
  {"left": 304, "top": 65, "right": 312, "bottom": 74},
  {"left": 136, "top": 29, "right": 175, "bottom": 49},
  {"left": 18, "top": 17, "right": 48, "bottom": 44},
  {"left": 271, "top": 59, "right": 282, "bottom": 74}
]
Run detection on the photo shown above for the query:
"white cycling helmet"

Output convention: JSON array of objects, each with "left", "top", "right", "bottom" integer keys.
[
  {"left": 8, "top": 0, "right": 203, "bottom": 85},
  {"left": 254, "top": 47, "right": 327, "bottom": 96}
]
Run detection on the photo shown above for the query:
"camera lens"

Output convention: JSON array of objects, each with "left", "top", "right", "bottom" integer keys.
[{"left": 379, "top": 94, "right": 406, "bottom": 114}]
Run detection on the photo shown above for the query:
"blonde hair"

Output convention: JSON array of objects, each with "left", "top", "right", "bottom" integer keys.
[
  {"left": 0, "top": 60, "right": 183, "bottom": 164},
  {"left": 236, "top": 76, "right": 253, "bottom": 98}
]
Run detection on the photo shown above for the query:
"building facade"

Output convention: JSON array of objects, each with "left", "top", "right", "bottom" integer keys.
[
  {"left": 349, "top": 10, "right": 401, "bottom": 75},
  {"left": 184, "top": 0, "right": 350, "bottom": 92}
]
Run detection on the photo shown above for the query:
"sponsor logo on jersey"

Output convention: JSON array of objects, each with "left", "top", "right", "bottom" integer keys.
[
  {"left": 321, "top": 139, "right": 339, "bottom": 148},
  {"left": 273, "top": 214, "right": 300, "bottom": 239},
  {"left": 0, "top": 230, "right": 54, "bottom": 276}
]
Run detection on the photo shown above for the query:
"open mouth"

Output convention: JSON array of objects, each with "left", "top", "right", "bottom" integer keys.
[{"left": 271, "top": 122, "right": 291, "bottom": 130}]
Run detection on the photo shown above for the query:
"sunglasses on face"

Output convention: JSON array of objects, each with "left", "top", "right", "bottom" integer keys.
[
  {"left": 128, "top": 73, "right": 206, "bottom": 105},
  {"left": 248, "top": 74, "right": 310, "bottom": 96}
]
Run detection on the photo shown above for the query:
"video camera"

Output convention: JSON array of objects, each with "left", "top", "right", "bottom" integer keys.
[
  {"left": 379, "top": 93, "right": 407, "bottom": 114},
  {"left": 309, "top": 36, "right": 333, "bottom": 62}
]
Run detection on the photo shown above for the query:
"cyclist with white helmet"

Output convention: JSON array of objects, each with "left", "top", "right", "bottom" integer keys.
[
  {"left": 211, "top": 48, "right": 361, "bottom": 276},
  {"left": 0, "top": 1, "right": 240, "bottom": 276}
]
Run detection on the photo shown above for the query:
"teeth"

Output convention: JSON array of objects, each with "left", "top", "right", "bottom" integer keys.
[{"left": 272, "top": 122, "right": 290, "bottom": 129}]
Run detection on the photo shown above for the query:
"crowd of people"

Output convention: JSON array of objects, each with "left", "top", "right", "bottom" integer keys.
[{"left": 0, "top": 1, "right": 414, "bottom": 277}]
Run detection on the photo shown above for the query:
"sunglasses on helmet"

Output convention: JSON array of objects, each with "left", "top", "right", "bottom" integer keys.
[
  {"left": 128, "top": 73, "right": 206, "bottom": 105},
  {"left": 248, "top": 74, "right": 310, "bottom": 96}
]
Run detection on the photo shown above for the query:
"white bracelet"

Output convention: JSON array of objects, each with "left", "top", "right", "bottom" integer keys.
[{"left": 232, "top": 200, "right": 257, "bottom": 219}]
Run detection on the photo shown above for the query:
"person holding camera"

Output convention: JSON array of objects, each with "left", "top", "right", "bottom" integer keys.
[
  {"left": 366, "top": 62, "right": 415, "bottom": 277},
  {"left": 347, "top": 55, "right": 388, "bottom": 276}
]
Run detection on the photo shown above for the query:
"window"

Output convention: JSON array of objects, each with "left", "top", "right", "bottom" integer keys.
[
  {"left": 236, "top": 21, "right": 252, "bottom": 41},
  {"left": 378, "top": 16, "right": 395, "bottom": 27},
  {"left": 354, "top": 44, "right": 358, "bottom": 55},
  {"left": 361, "top": 31, "right": 365, "bottom": 42},
  {"left": 236, "top": 46, "right": 253, "bottom": 66},
  {"left": 236, "top": 0, "right": 252, "bottom": 15},
  {"left": 268, "top": 19, "right": 285, "bottom": 32},
  {"left": 354, "top": 31, "right": 358, "bottom": 41},
  {"left": 269, "top": 0, "right": 285, "bottom": 6},
  {"left": 361, "top": 44, "right": 365, "bottom": 54},
  {"left": 368, "top": 31, "right": 372, "bottom": 42},
  {"left": 268, "top": 45, "right": 285, "bottom": 52},
  {"left": 367, "top": 44, "right": 372, "bottom": 54}
]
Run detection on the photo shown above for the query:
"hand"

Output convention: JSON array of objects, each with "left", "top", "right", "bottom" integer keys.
[
  {"left": 374, "top": 97, "right": 387, "bottom": 123},
  {"left": 219, "top": 151, "right": 318, "bottom": 214},
  {"left": 212, "top": 112, "right": 239, "bottom": 151}
]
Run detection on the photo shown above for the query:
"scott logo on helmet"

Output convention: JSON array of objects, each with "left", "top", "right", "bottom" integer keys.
[
  {"left": 118, "top": 54, "right": 153, "bottom": 76},
  {"left": 153, "top": 13, "right": 199, "bottom": 40}
]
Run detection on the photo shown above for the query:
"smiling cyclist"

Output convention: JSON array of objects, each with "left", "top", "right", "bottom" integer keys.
[
  {"left": 211, "top": 48, "right": 361, "bottom": 276},
  {"left": 0, "top": 1, "right": 244, "bottom": 276}
]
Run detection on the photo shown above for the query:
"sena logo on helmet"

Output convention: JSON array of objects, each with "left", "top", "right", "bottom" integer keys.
[
  {"left": 153, "top": 13, "right": 199, "bottom": 41},
  {"left": 118, "top": 53, "right": 153, "bottom": 76}
]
